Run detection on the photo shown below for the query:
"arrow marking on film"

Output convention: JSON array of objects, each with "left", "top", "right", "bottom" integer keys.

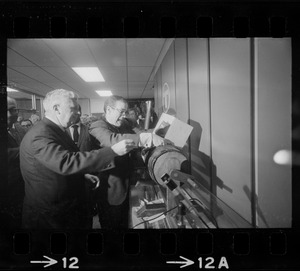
[
  {"left": 167, "top": 255, "right": 194, "bottom": 268},
  {"left": 30, "top": 255, "right": 58, "bottom": 268}
]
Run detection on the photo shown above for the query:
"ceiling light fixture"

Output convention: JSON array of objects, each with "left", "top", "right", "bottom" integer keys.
[
  {"left": 96, "top": 90, "right": 112, "bottom": 97},
  {"left": 7, "top": 87, "right": 19, "bottom": 92},
  {"left": 72, "top": 67, "right": 105, "bottom": 82}
]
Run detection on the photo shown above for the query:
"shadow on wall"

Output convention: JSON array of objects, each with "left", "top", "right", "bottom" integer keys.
[
  {"left": 188, "top": 119, "right": 233, "bottom": 196},
  {"left": 189, "top": 119, "right": 270, "bottom": 227}
]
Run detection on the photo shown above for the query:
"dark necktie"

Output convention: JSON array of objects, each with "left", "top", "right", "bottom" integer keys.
[{"left": 72, "top": 124, "right": 79, "bottom": 145}]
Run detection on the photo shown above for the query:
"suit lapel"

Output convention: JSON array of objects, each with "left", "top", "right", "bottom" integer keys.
[{"left": 43, "top": 118, "right": 79, "bottom": 151}]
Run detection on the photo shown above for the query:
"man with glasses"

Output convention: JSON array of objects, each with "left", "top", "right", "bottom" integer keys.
[
  {"left": 1, "top": 97, "right": 27, "bottom": 229},
  {"left": 89, "top": 95, "right": 166, "bottom": 229}
]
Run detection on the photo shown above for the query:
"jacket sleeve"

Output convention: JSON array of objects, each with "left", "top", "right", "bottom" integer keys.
[
  {"left": 8, "top": 147, "right": 19, "bottom": 164},
  {"left": 89, "top": 120, "right": 140, "bottom": 147},
  {"left": 29, "top": 133, "right": 117, "bottom": 176}
]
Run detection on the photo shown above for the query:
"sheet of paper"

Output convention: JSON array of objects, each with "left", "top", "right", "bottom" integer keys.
[{"left": 153, "top": 113, "right": 193, "bottom": 148}]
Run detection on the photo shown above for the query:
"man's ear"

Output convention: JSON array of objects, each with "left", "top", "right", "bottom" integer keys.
[{"left": 53, "top": 104, "right": 60, "bottom": 114}]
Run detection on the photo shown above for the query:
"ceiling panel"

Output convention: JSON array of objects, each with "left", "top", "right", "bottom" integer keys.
[
  {"left": 7, "top": 38, "right": 169, "bottom": 100},
  {"left": 8, "top": 69, "right": 53, "bottom": 93},
  {"left": 98, "top": 66, "right": 127, "bottom": 82},
  {"left": 128, "top": 67, "right": 153, "bottom": 82},
  {"left": 43, "top": 39, "right": 97, "bottom": 67},
  {"left": 8, "top": 39, "right": 67, "bottom": 67},
  {"left": 87, "top": 39, "right": 126, "bottom": 67},
  {"left": 128, "top": 89, "right": 154, "bottom": 99},
  {"left": 12, "top": 67, "right": 65, "bottom": 85},
  {"left": 127, "top": 39, "right": 165, "bottom": 66},
  {"left": 128, "top": 81, "right": 154, "bottom": 99},
  {"left": 44, "top": 67, "right": 93, "bottom": 97},
  {"left": 7, "top": 50, "right": 36, "bottom": 67},
  {"left": 128, "top": 81, "right": 152, "bottom": 89}
]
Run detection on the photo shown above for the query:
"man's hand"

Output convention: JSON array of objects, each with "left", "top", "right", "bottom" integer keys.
[
  {"left": 150, "top": 133, "right": 174, "bottom": 147},
  {"left": 84, "top": 174, "right": 100, "bottom": 190},
  {"left": 139, "top": 133, "right": 174, "bottom": 148},
  {"left": 111, "top": 139, "right": 137, "bottom": 156},
  {"left": 152, "top": 134, "right": 173, "bottom": 147}
]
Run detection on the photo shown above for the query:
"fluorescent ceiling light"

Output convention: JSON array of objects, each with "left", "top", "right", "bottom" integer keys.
[
  {"left": 72, "top": 67, "right": 105, "bottom": 82},
  {"left": 96, "top": 90, "right": 112, "bottom": 97},
  {"left": 7, "top": 87, "right": 19, "bottom": 92}
]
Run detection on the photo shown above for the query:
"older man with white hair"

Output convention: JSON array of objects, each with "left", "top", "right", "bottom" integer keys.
[{"left": 20, "top": 89, "right": 136, "bottom": 229}]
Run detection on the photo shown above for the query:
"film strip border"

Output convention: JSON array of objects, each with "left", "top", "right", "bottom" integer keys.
[
  {"left": 0, "top": 1, "right": 300, "bottom": 38},
  {"left": 1, "top": 1, "right": 300, "bottom": 270},
  {"left": 0, "top": 229, "right": 298, "bottom": 269}
]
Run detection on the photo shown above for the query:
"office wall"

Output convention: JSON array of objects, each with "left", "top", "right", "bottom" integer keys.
[
  {"left": 209, "top": 38, "right": 252, "bottom": 223},
  {"left": 174, "top": 39, "right": 189, "bottom": 123},
  {"left": 15, "top": 98, "right": 42, "bottom": 120},
  {"left": 187, "top": 39, "right": 212, "bottom": 191},
  {"left": 161, "top": 42, "right": 176, "bottom": 115},
  {"left": 90, "top": 98, "right": 105, "bottom": 113},
  {"left": 153, "top": 38, "right": 292, "bottom": 227},
  {"left": 78, "top": 98, "right": 90, "bottom": 115}
]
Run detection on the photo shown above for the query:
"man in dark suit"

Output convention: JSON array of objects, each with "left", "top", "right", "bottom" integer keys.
[
  {"left": 67, "top": 105, "right": 98, "bottom": 152},
  {"left": 0, "top": 97, "right": 27, "bottom": 229},
  {"left": 89, "top": 95, "right": 166, "bottom": 229},
  {"left": 20, "top": 89, "right": 136, "bottom": 230},
  {"left": 67, "top": 104, "right": 99, "bottom": 228}
]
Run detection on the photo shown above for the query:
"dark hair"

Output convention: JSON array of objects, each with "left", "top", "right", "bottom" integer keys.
[
  {"left": 103, "top": 95, "right": 127, "bottom": 113},
  {"left": 128, "top": 108, "right": 137, "bottom": 114}
]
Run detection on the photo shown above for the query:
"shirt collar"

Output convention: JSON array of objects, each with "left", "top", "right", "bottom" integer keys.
[{"left": 45, "top": 116, "right": 66, "bottom": 132}]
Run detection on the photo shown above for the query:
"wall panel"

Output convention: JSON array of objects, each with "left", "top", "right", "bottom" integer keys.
[
  {"left": 156, "top": 68, "right": 163, "bottom": 117},
  {"left": 90, "top": 98, "right": 105, "bottom": 113},
  {"left": 187, "top": 38, "right": 212, "bottom": 189},
  {"left": 153, "top": 38, "right": 292, "bottom": 227},
  {"left": 78, "top": 98, "right": 90, "bottom": 115},
  {"left": 174, "top": 39, "right": 189, "bottom": 123},
  {"left": 256, "top": 38, "right": 292, "bottom": 227},
  {"left": 161, "top": 43, "right": 176, "bottom": 115},
  {"left": 210, "top": 38, "right": 252, "bottom": 222}
]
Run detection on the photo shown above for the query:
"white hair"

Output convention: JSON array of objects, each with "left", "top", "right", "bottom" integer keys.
[{"left": 43, "top": 89, "right": 78, "bottom": 113}]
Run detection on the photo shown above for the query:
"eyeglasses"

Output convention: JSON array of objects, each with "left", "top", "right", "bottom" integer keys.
[
  {"left": 111, "top": 107, "right": 127, "bottom": 115},
  {"left": 7, "top": 108, "right": 19, "bottom": 114}
]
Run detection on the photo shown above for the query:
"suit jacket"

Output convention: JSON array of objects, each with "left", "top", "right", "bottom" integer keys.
[
  {"left": 20, "top": 117, "right": 117, "bottom": 229},
  {"left": 67, "top": 123, "right": 98, "bottom": 152},
  {"left": 89, "top": 117, "right": 140, "bottom": 205},
  {"left": 6, "top": 123, "right": 26, "bottom": 202}
]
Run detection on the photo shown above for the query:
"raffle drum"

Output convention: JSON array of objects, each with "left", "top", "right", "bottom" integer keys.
[{"left": 146, "top": 145, "right": 187, "bottom": 187}]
